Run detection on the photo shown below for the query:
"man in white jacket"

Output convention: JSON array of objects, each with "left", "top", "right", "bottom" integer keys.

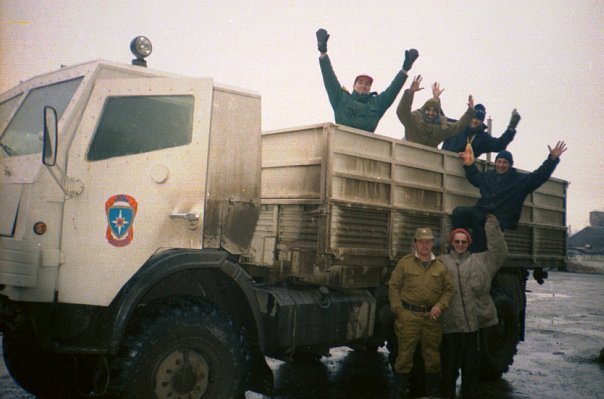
[{"left": 438, "top": 214, "right": 508, "bottom": 399}]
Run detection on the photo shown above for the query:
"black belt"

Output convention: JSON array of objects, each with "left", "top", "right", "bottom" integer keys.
[{"left": 402, "top": 301, "right": 432, "bottom": 313}]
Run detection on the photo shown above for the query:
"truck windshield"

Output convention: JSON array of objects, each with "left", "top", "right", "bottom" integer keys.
[{"left": 0, "top": 78, "right": 82, "bottom": 157}]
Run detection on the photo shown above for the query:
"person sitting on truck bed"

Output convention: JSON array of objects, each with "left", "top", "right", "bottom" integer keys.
[
  {"left": 439, "top": 214, "right": 508, "bottom": 399},
  {"left": 396, "top": 78, "right": 476, "bottom": 147},
  {"left": 388, "top": 227, "right": 455, "bottom": 398},
  {"left": 452, "top": 141, "right": 567, "bottom": 253},
  {"left": 441, "top": 98, "right": 521, "bottom": 158},
  {"left": 316, "top": 28, "right": 418, "bottom": 133}
]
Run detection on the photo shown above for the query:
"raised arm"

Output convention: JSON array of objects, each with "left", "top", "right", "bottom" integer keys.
[
  {"left": 396, "top": 75, "right": 424, "bottom": 129},
  {"left": 444, "top": 95, "right": 476, "bottom": 139},
  {"left": 376, "top": 49, "right": 418, "bottom": 112},
  {"left": 432, "top": 82, "right": 445, "bottom": 100},
  {"left": 526, "top": 141, "right": 567, "bottom": 191},
  {"left": 485, "top": 214, "right": 508, "bottom": 274},
  {"left": 316, "top": 29, "right": 344, "bottom": 110},
  {"left": 463, "top": 162, "right": 482, "bottom": 188},
  {"left": 548, "top": 140, "right": 567, "bottom": 160}
]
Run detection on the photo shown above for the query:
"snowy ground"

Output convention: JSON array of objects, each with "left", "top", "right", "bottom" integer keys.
[{"left": 2, "top": 271, "right": 603, "bottom": 398}]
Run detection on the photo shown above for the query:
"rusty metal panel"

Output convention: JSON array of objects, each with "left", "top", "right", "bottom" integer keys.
[
  {"left": 535, "top": 227, "right": 566, "bottom": 257},
  {"left": 332, "top": 176, "right": 391, "bottom": 205},
  {"left": 393, "top": 186, "right": 442, "bottom": 211},
  {"left": 533, "top": 191, "right": 565, "bottom": 209},
  {"left": 246, "top": 205, "right": 278, "bottom": 266},
  {"left": 333, "top": 153, "right": 391, "bottom": 180},
  {"left": 262, "top": 125, "right": 326, "bottom": 200},
  {"left": 534, "top": 207, "right": 564, "bottom": 226},
  {"left": 278, "top": 205, "right": 320, "bottom": 246},
  {"left": 393, "top": 141, "right": 444, "bottom": 168},
  {"left": 503, "top": 226, "right": 533, "bottom": 255},
  {"left": 329, "top": 205, "right": 389, "bottom": 253},
  {"left": 203, "top": 87, "right": 261, "bottom": 254},
  {"left": 444, "top": 193, "right": 477, "bottom": 213},
  {"left": 262, "top": 164, "right": 322, "bottom": 199}
]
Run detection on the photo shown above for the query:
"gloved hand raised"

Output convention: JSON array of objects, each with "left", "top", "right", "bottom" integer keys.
[
  {"left": 316, "top": 29, "right": 329, "bottom": 53},
  {"left": 403, "top": 49, "right": 419, "bottom": 71},
  {"left": 508, "top": 109, "right": 521, "bottom": 129}
]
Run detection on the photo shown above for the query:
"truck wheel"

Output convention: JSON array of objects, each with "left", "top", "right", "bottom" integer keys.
[
  {"left": 109, "top": 303, "right": 246, "bottom": 399},
  {"left": 2, "top": 319, "right": 74, "bottom": 398},
  {"left": 480, "top": 294, "right": 520, "bottom": 380}
]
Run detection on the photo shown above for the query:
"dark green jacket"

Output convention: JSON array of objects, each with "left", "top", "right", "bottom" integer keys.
[
  {"left": 319, "top": 55, "right": 407, "bottom": 132},
  {"left": 397, "top": 91, "right": 475, "bottom": 147}
]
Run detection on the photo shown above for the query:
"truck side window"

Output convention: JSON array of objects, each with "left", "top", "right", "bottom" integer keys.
[
  {"left": 88, "top": 95, "right": 194, "bottom": 161},
  {"left": 0, "top": 78, "right": 82, "bottom": 157}
]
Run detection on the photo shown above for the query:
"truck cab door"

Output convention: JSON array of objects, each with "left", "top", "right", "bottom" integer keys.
[{"left": 59, "top": 78, "right": 213, "bottom": 305}]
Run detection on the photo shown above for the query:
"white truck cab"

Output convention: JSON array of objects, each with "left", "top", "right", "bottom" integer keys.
[{"left": 1, "top": 38, "right": 266, "bottom": 398}]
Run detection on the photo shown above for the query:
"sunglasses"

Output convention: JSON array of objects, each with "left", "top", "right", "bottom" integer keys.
[{"left": 453, "top": 240, "right": 468, "bottom": 244}]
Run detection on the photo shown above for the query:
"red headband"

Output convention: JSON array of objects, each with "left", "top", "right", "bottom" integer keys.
[{"left": 448, "top": 228, "right": 472, "bottom": 246}]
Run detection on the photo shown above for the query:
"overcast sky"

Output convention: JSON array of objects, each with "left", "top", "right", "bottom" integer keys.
[{"left": 1, "top": 0, "right": 602, "bottom": 232}]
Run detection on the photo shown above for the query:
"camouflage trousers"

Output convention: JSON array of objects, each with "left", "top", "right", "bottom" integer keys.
[{"left": 393, "top": 308, "right": 443, "bottom": 374}]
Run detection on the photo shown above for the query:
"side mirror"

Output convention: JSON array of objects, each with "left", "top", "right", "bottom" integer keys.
[{"left": 43, "top": 106, "right": 58, "bottom": 166}]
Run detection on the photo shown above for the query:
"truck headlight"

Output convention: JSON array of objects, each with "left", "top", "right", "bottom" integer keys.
[{"left": 130, "top": 36, "right": 152, "bottom": 67}]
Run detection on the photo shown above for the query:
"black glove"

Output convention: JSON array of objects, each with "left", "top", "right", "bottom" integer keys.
[
  {"left": 508, "top": 109, "right": 521, "bottom": 129},
  {"left": 403, "top": 49, "right": 419, "bottom": 71},
  {"left": 316, "top": 29, "right": 329, "bottom": 53}
]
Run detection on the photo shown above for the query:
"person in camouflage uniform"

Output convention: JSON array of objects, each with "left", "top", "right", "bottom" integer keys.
[{"left": 388, "top": 227, "right": 455, "bottom": 398}]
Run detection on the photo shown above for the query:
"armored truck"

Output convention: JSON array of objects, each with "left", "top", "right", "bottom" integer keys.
[{"left": 0, "top": 37, "right": 567, "bottom": 398}]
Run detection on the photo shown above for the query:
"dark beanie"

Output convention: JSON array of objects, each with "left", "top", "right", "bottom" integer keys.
[
  {"left": 496, "top": 150, "right": 514, "bottom": 165},
  {"left": 474, "top": 103, "right": 486, "bottom": 122}
]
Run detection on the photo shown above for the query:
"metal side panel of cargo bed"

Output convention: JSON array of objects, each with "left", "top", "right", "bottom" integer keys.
[{"left": 244, "top": 123, "right": 567, "bottom": 288}]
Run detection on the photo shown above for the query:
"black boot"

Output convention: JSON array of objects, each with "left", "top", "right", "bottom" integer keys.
[
  {"left": 392, "top": 372, "right": 409, "bottom": 399},
  {"left": 425, "top": 373, "right": 441, "bottom": 398}
]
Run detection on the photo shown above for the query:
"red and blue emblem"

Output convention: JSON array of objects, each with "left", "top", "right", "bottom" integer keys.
[{"left": 105, "top": 194, "right": 138, "bottom": 247}]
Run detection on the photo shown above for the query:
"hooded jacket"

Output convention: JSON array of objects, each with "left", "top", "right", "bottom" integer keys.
[
  {"left": 439, "top": 217, "right": 508, "bottom": 333},
  {"left": 464, "top": 155, "right": 560, "bottom": 230},
  {"left": 319, "top": 55, "right": 408, "bottom": 133},
  {"left": 441, "top": 124, "right": 517, "bottom": 158},
  {"left": 396, "top": 91, "right": 475, "bottom": 147}
]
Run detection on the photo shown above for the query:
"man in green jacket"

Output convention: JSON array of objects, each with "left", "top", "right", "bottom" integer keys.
[
  {"left": 388, "top": 227, "right": 455, "bottom": 398},
  {"left": 316, "top": 28, "right": 418, "bottom": 133},
  {"left": 397, "top": 76, "right": 476, "bottom": 147}
]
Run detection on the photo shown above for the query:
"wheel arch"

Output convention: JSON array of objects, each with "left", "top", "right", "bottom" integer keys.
[{"left": 103, "top": 248, "right": 264, "bottom": 354}]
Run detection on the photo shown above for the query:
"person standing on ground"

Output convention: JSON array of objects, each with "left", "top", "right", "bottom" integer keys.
[
  {"left": 439, "top": 214, "right": 508, "bottom": 399},
  {"left": 452, "top": 141, "right": 567, "bottom": 252},
  {"left": 396, "top": 77, "right": 476, "bottom": 147},
  {"left": 316, "top": 28, "right": 418, "bottom": 133},
  {"left": 388, "top": 227, "right": 455, "bottom": 398}
]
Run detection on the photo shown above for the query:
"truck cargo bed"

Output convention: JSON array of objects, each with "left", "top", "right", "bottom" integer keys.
[{"left": 243, "top": 123, "right": 567, "bottom": 288}]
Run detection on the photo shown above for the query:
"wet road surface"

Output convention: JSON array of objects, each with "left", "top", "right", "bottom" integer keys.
[
  {"left": 2, "top": 271, "right": 603, "bottom": 398},
  {"left": 253, "top": 270, "right": 604, "bottom": 399}
]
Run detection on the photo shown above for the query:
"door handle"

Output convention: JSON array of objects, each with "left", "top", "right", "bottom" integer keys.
[{"left": 170, "top": 213, "right": 199, "bottom": 221}]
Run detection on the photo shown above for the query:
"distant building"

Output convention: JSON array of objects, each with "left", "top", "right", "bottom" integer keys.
[{"left": 567, "top": 211, "right": 604, "bottom": 273}]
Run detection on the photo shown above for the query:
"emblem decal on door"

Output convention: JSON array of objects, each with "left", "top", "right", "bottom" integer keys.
[{"left": 105, "top": 194, "right": 138, "bottom": 247}]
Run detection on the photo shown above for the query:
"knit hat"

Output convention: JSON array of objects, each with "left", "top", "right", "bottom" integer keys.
[
  {"left": 474, "top": 103, "right": 486, "bottom": 122},
  {"left": 415, "top": 227, "right": 434, "bottom": 240},
  {"left": 448, "top": 228, "right": 472, "bottom": 247},
  {"left": 354, "top": 74, "right": 373, "bottom": 84},
  {"left": 495, "top": 150, "right": 514, "bottom": 166}
]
